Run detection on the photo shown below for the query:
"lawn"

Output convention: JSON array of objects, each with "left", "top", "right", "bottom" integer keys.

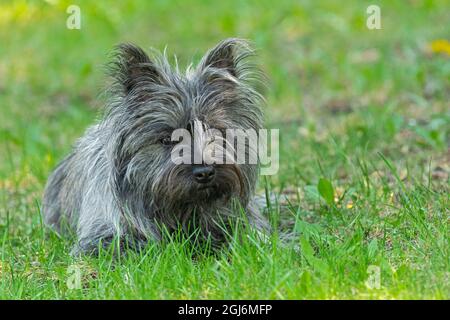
[{"left": 0, "top": 0, "right": 449, "bottom": 299}]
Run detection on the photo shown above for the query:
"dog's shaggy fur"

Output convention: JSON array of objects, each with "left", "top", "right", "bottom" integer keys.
[{"left": 42, "top": 38, "right": 268, "bottom": 255}]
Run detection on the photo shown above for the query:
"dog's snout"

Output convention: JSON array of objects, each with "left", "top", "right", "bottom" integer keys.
[{"left": 193, "top": 166, "right": 215, "bottom": 184}]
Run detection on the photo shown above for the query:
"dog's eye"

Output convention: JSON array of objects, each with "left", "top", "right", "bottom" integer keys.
[{"left": 160, "top": 136, "right": 176, "bottom": 146}]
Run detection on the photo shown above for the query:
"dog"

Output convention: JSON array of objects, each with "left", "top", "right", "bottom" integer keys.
[{"left": 42, "top": 38, "right": 269, "bottom": 255}]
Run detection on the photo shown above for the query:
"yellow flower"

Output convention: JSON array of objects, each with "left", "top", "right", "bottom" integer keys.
[
  {"left": 429, "top": 39, "right": 450, "bottom": 56},
  {"left": 46, "top": 153, "right": 53, "bottom": 164},
  {"left": 346, "top": 201, "right": 354, "bottom": 209}
]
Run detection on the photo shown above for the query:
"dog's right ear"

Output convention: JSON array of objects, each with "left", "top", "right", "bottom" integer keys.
[
  {"left": 198, "top": 38, "right": 255, "bottom": 80},
  {"left": 109, "top": 43, "right": 162, "bottom": 95}
]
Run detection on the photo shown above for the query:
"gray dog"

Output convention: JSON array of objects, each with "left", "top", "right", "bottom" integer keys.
[{"left": 42, "top": 38, "right": 269, "bottom": 255}]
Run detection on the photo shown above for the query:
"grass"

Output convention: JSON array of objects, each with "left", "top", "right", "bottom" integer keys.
[{"left": 0, "top": 0, "right": 449, "bottom": 299}]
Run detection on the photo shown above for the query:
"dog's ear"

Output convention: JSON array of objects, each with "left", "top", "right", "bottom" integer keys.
[
  {"left": 198, "top": 38, "right": 253, "bottom": 79},
  {"left": 109, "top": 43, "right": 162, "bottom": 95}
]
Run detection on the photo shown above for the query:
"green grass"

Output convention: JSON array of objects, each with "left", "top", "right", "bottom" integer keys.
[{"left": 0, "top": 0, "right": 449, "bottom": 299}]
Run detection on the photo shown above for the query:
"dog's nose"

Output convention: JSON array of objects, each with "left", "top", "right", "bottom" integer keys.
[{"left": 193, "top": 166, "right": 215, "bottom": 184}]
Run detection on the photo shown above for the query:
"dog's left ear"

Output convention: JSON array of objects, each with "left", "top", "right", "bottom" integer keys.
[
  {"left": 109, "top": 43, "right": 163, "bottom": 96},
  {"left": 198, "top": 38, "right": 253, "bottom": 79}
]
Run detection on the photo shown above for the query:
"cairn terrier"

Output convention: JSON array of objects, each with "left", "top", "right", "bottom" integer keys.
[{"left": 42, "top": 38, "right": 269, "bottom": 255}]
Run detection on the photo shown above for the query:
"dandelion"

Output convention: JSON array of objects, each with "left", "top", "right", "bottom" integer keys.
[{"left": 429, "top": 39, "right": 450, "bottom": 56}]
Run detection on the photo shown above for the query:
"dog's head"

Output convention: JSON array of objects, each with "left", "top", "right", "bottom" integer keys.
[{"left": 105, "top": 39, "right": 264, "bottom": 224}]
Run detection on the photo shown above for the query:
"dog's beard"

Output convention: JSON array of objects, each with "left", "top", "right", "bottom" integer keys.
[
  {"left": 153, "top": 164, "right": 246, "bottom": 207},
  {"left": 146, "top": 163, "right": 249, "bottom": 232}
]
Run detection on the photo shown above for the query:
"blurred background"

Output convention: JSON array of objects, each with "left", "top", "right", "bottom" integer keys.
[{"left": 0, "top": 0, "right": 448, "bottom": 213}]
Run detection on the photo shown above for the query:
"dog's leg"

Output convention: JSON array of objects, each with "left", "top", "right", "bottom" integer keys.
[
  {"left": 42, "top": 154, "right": 75, "bottom": 233},
  {"left": 72, "top": 226, "right": 148, "bottom": 256}
]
